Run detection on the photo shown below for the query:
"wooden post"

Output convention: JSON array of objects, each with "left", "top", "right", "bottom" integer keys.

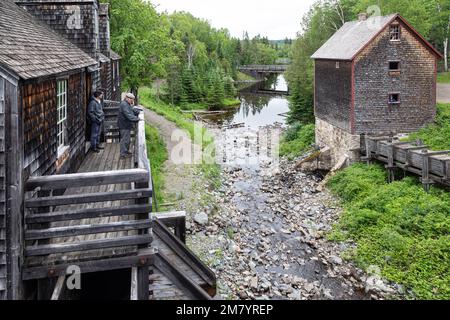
[
  {"left": 5, "top": 77, "right": 24, "bottom": 300},
  {"left": 134, "top": 114, "right": 150, "bottom": 300},
  {"left": 421, "top": 150, "right": 432, "bottom": 192},
  {"left": 386, "top": 144, "right": 395, "bottom": 183}
]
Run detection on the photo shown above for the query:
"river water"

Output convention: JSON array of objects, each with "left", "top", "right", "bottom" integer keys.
[{"left": 205, "top": 74, "right": 290, "bottom": 129}]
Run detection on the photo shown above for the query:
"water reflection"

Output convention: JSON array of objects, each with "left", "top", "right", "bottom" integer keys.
[{"left": 207, "top": 74, "right": 290, "bottom": 129}]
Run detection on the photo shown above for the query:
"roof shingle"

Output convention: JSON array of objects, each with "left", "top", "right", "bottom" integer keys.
[
  {"left": 311, "top": 14, "right": 397, "bottom": 60},
  {"left": 0, "top": 0, "right": 97, "bottom": 80}
]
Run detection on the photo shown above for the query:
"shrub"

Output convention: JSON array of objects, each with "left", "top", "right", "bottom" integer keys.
[{"left": 328, "top": 164, "right": 450, "bottom": 299}]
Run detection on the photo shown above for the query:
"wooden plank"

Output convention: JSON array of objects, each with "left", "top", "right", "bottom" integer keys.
[
  {"left": 26, "top": 204, "right": 152, "bottom": 224},
  {"left": 25, "top": 189, "right": 152, "bottom": 208},
  {"left": 25, "top": 219, "right": 152, "bottom": 240},
  {"left": 23, "top": 249, "right": 155, "bottom": 280},
  {"left": 51, "top": 276, "right": 66, "bottom": 300},
  {"left": 25, "top": 234, "right": 153, "bottom": 257},
  {"left": 25, "top": 169, "right": 149, "bottom": 191}
]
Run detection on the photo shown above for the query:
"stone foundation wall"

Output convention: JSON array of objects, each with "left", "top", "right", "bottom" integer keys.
[{"left": 315, "top": 117, "right": 361, "bottom": 170}]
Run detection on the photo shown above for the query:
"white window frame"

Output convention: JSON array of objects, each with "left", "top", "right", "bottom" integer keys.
[
  {"left": 389, "top": 24, "right": 401, "bottom": 41},
  {"left": 57, "top": 80, "right": 68, "bottom": 156}
]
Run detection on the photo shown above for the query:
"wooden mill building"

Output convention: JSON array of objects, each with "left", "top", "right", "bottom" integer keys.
[
  {"left": 0, "top": 0, "right": 216, "bottom": 300},
  {"left": 311, "top": 13, "right": 443, "bottom": 169}
]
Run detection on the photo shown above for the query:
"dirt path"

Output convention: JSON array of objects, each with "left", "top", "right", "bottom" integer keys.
[
  {"left": 142, "top": 108, "right": 209, "bottom": 214},
  {"left": 437, "top": 84, "right": 450, "bottom": 103}
]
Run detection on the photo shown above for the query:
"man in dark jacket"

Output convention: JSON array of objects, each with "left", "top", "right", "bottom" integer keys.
[
  {"left": 118, "top": 93, "right": 141, "bottom": 158},
  {"left": 88, "top": 91, "right": 105, "bottom": 153}
]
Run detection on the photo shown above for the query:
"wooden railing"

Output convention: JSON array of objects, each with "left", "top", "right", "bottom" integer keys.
[
  {"left": 23, "top": 100, "right": 153, "bottom": 263},
  {"left": 363, "top": 136, "right": 450, "bottom": 190},
  {"left": 238, "top": 65, "right": 289, "bottom": 72}
]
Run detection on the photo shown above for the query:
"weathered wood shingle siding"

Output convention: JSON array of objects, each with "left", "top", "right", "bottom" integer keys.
[
  {"left": 315, "top": 60, "right": 352, "bottom": 131},
  {"left": 64, "top": 72, "right": 87, "bottom": 173},
  {"left": 100, "top": 62, "right": 112, "bottom": 100},
  {"left": 353, "top": 20, "right": 437, "bottom": 135},
  {"left": 22, "top": 79, "right": 58, "bottom": 179},
  {"left": 22, "top": 72, "right": 87, "bottom": 180}
]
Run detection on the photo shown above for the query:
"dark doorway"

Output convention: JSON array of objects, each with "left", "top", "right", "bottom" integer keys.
[{"left": 77, "top": 269, "right": 131, "bottom": 300}]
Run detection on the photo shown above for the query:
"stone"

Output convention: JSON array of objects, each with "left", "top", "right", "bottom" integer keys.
[
  {"left": 330, "top": 255, "right": 343, "bottom": 265},
  {"left": 193, "top": 212, "right": 209, "bottom": 225},
  {"left": 250, "top": 277, "right": 258, "bottom": 290}
]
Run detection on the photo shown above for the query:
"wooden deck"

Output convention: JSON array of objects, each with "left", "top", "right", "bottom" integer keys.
[{"left": 21, "top": 101, "right": 216, "bottom": 300}]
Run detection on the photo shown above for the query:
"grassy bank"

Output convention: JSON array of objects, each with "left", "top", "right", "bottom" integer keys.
[
  {"left": 406, "top": 103, "right": 450, "bottom": 150},
  {"left": 438, "top": 72, "right": 450, "bottom": 83},
  {"left": 327, "top": 164, "right": 450, "bottom": 300},
  {"left": 236, "top": 71, "right": 256, "bottom": 82},
  {"left": 145, "top": 124, "right": 168, "bottom": 209},
  {"left": 279, "top": 122, "right": 315, "bottom": 160}
]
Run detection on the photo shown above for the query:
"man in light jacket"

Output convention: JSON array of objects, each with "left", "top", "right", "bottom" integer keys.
[
  {"left": 88, "top": 91, "right": 105, "bottom": 153},
  {"left": 118, "top": 93, "right": 141, "bottom": 158}
]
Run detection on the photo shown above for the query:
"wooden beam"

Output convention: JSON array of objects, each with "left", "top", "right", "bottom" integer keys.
[
  {"left": 25, "top": 235, "right": 153, "bottom": 257},
  {"left": 25, "top": 189, "right": 152, "bottom": 208},
  {"left": 26, "top": 169, "right": 149, "bottom": 191},
  {"left": 25, "top": 219, "right": 152, "bottom": 241},
  {"left": 26, "top": 204, "right": 152, "bottom": 224},
  {"left": 154, "top": 251, "right": 211, "bottom": 300},
  {"left": 23, "top": 249, "right": 155, "bottom": 280},
  {"left": 153, "top": 211, "right": 186, "bottom": 243},
  {"left": 153, "top": 220, "right": 216, "bottom": 288},
  {"left": 51, "top": 276, "right": 66, "bottom": 300}
]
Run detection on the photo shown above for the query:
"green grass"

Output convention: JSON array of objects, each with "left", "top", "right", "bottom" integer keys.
[
  {"left": 236, "top": 71, "right": 256, "bottom": 82},
  {"left": 279, "top": 123, "right": 315, "bottom": 160},
  {"left": 145, "top": 124, "right": 168, "bottom": 210},
  {"left": 222, "top": 98, "right": 241, "bottom": 107},
  {"left": 406, "top": 103, "right": 450, "bottom": 150},
  {"left": 327, "top": 164, "right": 450, "bottom": 300},
  {"left": 438, "top": 72, "right": 450, "bottom": 83}
]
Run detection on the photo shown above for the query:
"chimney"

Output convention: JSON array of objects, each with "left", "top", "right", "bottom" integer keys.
[
  {"left": 98, "top": 4, "right": 111, "bottom": 57},
  {"left": 358, "top": 13, "right": 368, "bottom": 21}
]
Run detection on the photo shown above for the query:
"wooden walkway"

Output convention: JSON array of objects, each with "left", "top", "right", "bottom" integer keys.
[{"left": 364, "top": 136, "right": 450, "bottom": 190}]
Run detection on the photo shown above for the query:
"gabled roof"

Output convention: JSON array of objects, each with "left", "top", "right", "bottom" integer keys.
[
  {"left": 0, "top": 0, "right": 97, "bottom": 80},
  {"left": 311, "top": 14, "right": 443, "bottom": 61},
  {"left": 110, "top": 50, "right": 122, "bottom": 61}
]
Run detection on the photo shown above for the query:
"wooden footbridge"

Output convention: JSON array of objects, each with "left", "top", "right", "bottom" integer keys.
[
  {"left": 238, "top": 65, "right": 288, "bottom": 74},
  {"left": 22, "top": 101, "right": 216, "bottom": 300},
  {"left": 363, "top": 136, "right": 450, "bottom": 190}
]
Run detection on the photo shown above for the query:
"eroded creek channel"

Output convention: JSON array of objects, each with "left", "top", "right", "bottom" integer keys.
[{"left": 184, "top": 76, "right": 395, "bottom": 300}]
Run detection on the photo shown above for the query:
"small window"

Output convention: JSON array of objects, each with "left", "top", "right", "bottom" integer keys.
[
  {"left": 336, "top": 61, "right": 340, "bottom": 69},
  {"left": 388, "top": 93, "right": 400, "bottom": 105},
  {"left": 57, "top": 80, "right": 68, "bottom": 154},
  {"left": 389, "top": 61, "right": 400, "bottom": 71},
  {"left": 390, "top": 25, "right": 400, "bottom": 41}
]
